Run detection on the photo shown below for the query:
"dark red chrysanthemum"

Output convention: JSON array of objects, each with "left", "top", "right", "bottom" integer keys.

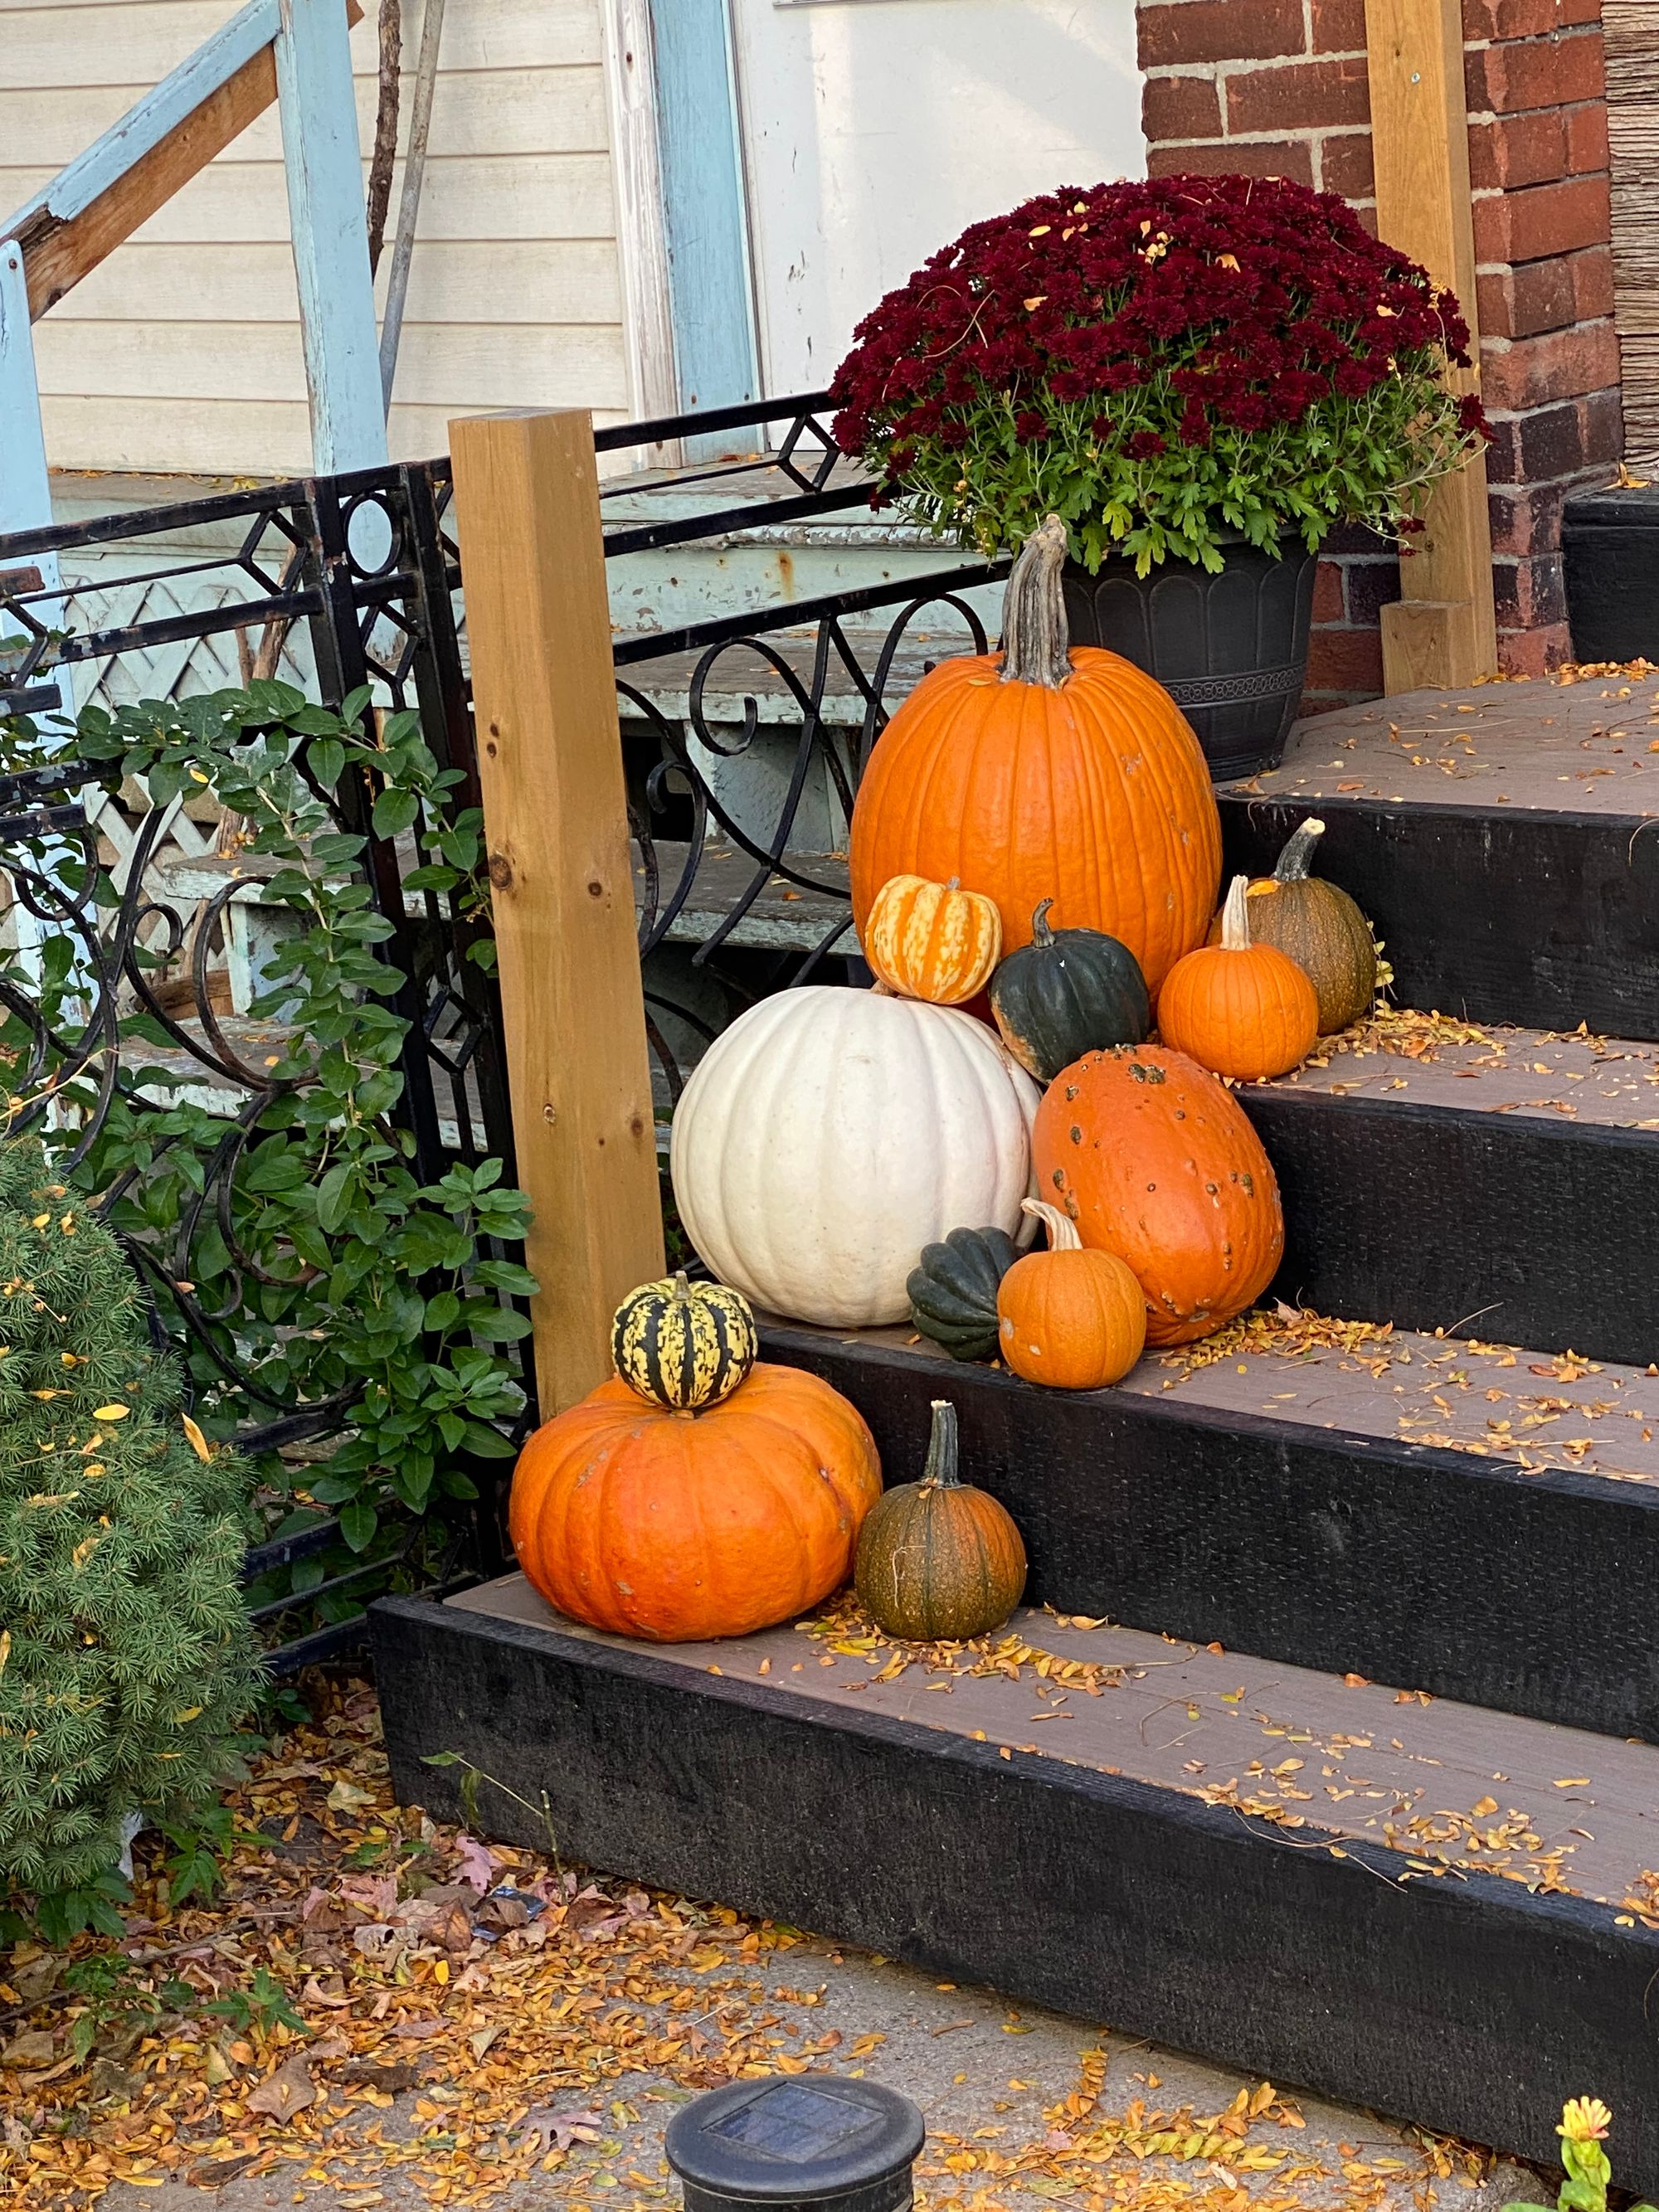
[{"left": 830, "top": 172, "right": 1486, "bottom": 457}]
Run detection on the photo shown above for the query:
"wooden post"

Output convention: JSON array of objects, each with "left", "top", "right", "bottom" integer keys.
[
  {"left": 275, "top": 0, "right": 389, "bottom": 472},
  {"left": 449, "top": 409, "right": 665, "bottom": 1418},
  {"left": 1365, "top": 0, "right": 1499, "bottom": 692}
]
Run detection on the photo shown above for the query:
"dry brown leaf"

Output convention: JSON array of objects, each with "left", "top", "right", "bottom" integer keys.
[{"left": 246, "top": 2051, "right": 317, "bottom": 2120}]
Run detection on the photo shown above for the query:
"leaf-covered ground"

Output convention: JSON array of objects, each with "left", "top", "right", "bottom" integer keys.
[{"left": 0, "top": 1680, "right": 1520, "bottom": 2212}]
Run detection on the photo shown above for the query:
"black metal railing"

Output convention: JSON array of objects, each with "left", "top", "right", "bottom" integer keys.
[{"left": 0, "top": 391, "right": 1002, "bottom": 1662}]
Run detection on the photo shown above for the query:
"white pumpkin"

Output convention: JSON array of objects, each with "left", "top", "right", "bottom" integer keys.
[{"left": 670, "top": 986, "right": 1040, "bottom": 1328}]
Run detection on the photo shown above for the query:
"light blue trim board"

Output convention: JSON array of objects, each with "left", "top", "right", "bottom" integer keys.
[
  {"left": 0, "top": 246, "right": 55, "bottom": 557},
  {"left": 275, "top": 0, "right": 389, "bottom": 472},
  {"left": 650, "top": 0, "right": 760, "bottom": 450}
]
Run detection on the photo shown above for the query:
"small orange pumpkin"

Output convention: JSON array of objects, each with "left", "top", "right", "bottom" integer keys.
[
  {"left": 864, "top": 873, "right": 1002, "bottom": 1004},
  {"left": 1158, "top": 875, "right": 1318, "bottom": 1081},
  {"left": 508, "top": 1365, "right": 882, "bottom": 1641},
  {"left": 997, "top": 1199, "right": 1146, "bottom": 1389}
]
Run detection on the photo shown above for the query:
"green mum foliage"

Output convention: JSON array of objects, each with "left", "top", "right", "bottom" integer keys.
[{"left": 0, "top": 1137, "right": 260, "bottom": 1899}]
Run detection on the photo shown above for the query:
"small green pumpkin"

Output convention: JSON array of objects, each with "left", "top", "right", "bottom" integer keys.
[
  {"left": 855, "top": 1398, "right": 1027, "bottom": 1642},
  {"left": 990, "top": 899, "right": 1151, "bottom": 1083},
  {"left": 1238, "top": 817, "right": 1376, "bottom": 1034},
  {"left": 611, "top": 1271, "right": 758, "bottom": 1412},
  {"left": 907, "top": 1226, "right": 1020, "bottom": 1362}
]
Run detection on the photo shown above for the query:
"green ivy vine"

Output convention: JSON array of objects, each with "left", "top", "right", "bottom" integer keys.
[{"left": 0, "top": 679, "right": 536, "bottom": 1624}]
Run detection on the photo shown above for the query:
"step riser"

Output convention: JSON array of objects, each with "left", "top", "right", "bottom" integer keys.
[
  {"left": 1219, "top": 795, "right": 1659, "bottom": 1043},
  {"left": 761, "top": 1327, "right": 1659, "bottom": 1742},
  {"left": 1243, "top": 1092, "right": 1659, "bottom": 1369},
  {"left": 374, "top": 1593, "right": 1659, "bottom": 2194}
]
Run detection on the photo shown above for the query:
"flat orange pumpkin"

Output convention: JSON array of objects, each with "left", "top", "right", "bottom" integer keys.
[
  {"left": 509, "top": 1365, "right": 882, "bottom": 1641},
  {"left": 850, "top": 518, "right": 1220, "bottom": 994},
  {"left": 1033, "top": 1044, "right": 1284, "bottom": 1345}
]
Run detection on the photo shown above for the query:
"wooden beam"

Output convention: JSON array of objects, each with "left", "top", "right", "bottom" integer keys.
[
  {"left": 448, "top": 409, "right": 665, "bottom": 1417},
  {"left": 6, "top": 0, "right": 279, "bottom": 318},
  {"left": 3, "top": 0, "right": 362, "bottom": 322},
  {"left": 274, "top": 0, "right": 388, "bottom": 471},
  {"left": 1364, "top": 0, "right": 1499, "bottom": 691}
]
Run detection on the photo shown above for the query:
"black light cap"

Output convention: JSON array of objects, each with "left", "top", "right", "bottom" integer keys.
[{"left": 665, "top": 2073, "right": 926, "bottom": 2212}]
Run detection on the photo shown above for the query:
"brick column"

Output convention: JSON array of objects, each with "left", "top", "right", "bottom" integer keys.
[{"left": 1136, "top": 0, "right": 1623, "bottom": 703}]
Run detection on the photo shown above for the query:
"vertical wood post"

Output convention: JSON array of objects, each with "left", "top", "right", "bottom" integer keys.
[
  {"left": 449, "top": 409, "right": 665, "bottom": 1418},
  {"left": 1365, "top": 0, "right": 1499, "bottom": 692},
  {"left": 275, "top": 0, "right": 388, "bottom": 472}
]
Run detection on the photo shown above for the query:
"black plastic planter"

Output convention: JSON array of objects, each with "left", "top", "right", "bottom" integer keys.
[{"left": 1062, "top": 533, "right": 1318, "bottom": 780}]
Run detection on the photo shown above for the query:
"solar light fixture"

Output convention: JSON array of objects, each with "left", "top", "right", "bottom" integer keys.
[{"left": 665, "top": 2073, "right": 926, "bottom": 2212}]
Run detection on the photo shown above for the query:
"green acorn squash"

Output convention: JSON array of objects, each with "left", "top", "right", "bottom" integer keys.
[
  {"left": 990, "top": 900, "right": 1151, "bottom": 1082},
  {"left": 907, "top": 1226, "right": 1020, "bottom": 1362}
]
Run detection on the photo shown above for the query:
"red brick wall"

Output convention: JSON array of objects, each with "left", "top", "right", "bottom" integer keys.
[{"left": 1136, "top": 0, "right": 1623, "bottom": 705}]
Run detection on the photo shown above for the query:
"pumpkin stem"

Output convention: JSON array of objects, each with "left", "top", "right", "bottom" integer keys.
[
  {"left": 1020, "top": 1197, "right": 1082, "bottom": 1253},
  {"left": 1030, "top": 897, "right": 1057, "bottom": 947},
  {"left": 670, "top": 1271, "right": 690, "bottom": 1305},
  {"left": 922, "top": 1398, "right": 961, "bottom": 1489},
  {"left": 999, "top": 516, "right": 1072, "bottom": 690},
  {"left": 1273, "top": 816, "right": 1326, "bottom": 883},
  {"left": 1219, "top": 874, "right": 1254, "bottom": 951}
]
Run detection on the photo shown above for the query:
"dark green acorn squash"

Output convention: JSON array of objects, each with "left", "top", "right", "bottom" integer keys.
[
  {"left": 907, "top": 1227, "right": 1020, "bottom": 1362},
  {"left": 990, "top": 899, "right": 1151, "bottom": 1082}
]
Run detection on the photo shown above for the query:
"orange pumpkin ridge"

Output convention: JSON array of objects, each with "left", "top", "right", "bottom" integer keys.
[
  {"left": 1157, "top": 875, "right": 1319, "bottom": 1082},
  {"left": 509, "top": 1367, "right": 882, "bottom": 1641},
  {"left": 849, "top": 518, "right": 1219, "bottom": 995},
  {"left": 1032, "top": 1044, "right": 1284, "bottom": 1346}
]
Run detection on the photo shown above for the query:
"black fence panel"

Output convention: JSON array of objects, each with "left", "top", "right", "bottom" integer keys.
[{"left": 0, "top": 393, "right": 1002, "bottom": 1665}]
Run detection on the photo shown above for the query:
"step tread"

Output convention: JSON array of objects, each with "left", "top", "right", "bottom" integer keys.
[
  {"left": 450, "top": 1574, "right": 1659, "bottom": 1913},
  {"left": 1269, "top": 1017, "right": 1659, "bottom": 1130},
  {"left": 1230, "top": 673, "right": 1659, "bottom": 815},
  {"left": 776, "top": 1312, "right": 1659, "bottom": 1490}
]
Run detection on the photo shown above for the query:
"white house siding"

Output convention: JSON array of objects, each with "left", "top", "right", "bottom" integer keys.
[
  {"left": 730, "top": 0, "right": 1146, "bottom": 399},
  {"left": 0, "top": 0, "right": 631, "bottom": 477}
]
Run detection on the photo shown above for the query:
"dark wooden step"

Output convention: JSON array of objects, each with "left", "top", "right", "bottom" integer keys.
[
  {"left": 374, "top": 1578, "right": 1659, "bottom": 2192},
  {"left": 1238, "top": 1022, "right": 1659, "bottom": 1366},
  {"left": 760, "top": 1318, "right": 1659, "bottom": 1742},
  {"left": 1219, "top": 674, "right": 1659, "bottom": 1039}
]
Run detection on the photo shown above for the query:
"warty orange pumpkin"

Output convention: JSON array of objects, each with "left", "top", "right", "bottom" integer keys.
[
  {"left": 1033, "top": 1044, "right": 1283, "bottom": 1345},
  {"left": 1159, "top": 875, "right": 1318, "bottom": 1081},
  {"left": 508, "top": 1364, "right": 881, "bottom": 1641},
  {"left": 849, "top": 516, "right": 1221, "bottom": 994}
]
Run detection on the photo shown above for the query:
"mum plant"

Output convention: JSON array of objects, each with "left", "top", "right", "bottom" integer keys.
[{"left": 830, "top": 173, "right": 1491, "bottom": 576}]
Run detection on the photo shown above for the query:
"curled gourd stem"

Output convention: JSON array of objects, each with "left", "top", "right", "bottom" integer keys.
[
  {"left": 922, "top": 1398, "right": 961, "bottom": 1489},
  {"left": 1219, "top": 874, "right": 1254, "bottom": 952},
  {"left": 1273, "top": 816, "right": 1327, "bottom": 883},
  {"left": 999, "top": 516, "right": 1073, "bottom": 690},
  {"left": 1021, "top": 1197, "right": 1082, "bottom": 1253},
  {"left": 1029, "top": 897, "right": 1058, "bottom": 947}
]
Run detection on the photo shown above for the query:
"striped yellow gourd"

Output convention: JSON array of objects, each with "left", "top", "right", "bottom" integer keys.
[
  {"left": 611, "top": 1271, "right": 758, "bottom": 1412},
  {"left": 863, "top": 873, "right": 1002, "bottom": 1005}
]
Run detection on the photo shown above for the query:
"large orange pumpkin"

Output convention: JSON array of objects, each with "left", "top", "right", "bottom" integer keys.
[
  {"left": 1033, "top": 1045, "right": 1284, "bottom": 1345},
  {"left": 509, "top": 1364, "right": 882, "bottom": 1641},
  {"left": 849, "top": 517, "right": 1221, "bottom": 994}
]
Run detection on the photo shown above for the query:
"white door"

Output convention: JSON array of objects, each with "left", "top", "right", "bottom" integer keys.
[{"left": 728, "top": 0, "right": 1146, "bottom": 397}]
